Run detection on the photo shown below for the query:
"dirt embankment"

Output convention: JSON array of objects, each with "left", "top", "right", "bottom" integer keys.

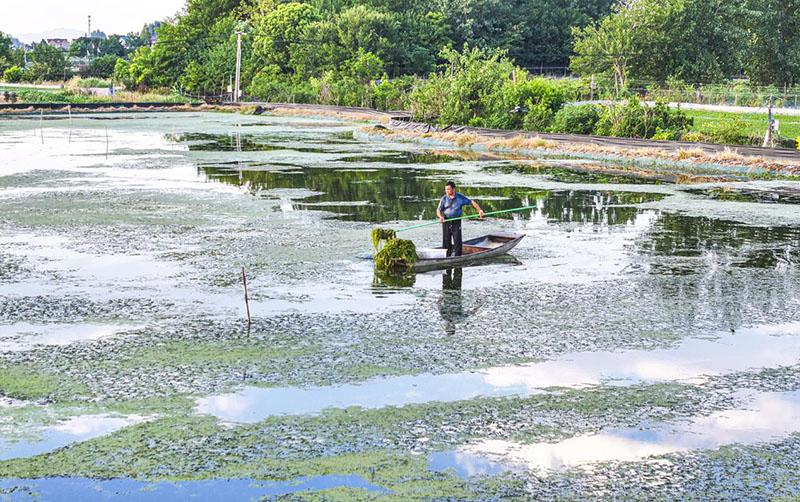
[
  {"left": 361, "top": 120, "right": 800, "bottom": 179},
  {"left": 0, "top": 102, "right": 208, "bottom": 114}
]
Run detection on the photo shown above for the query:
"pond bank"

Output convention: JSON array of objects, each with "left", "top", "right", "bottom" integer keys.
[{"left": 356, "top": 120, "right": 800, "bottom": 180}]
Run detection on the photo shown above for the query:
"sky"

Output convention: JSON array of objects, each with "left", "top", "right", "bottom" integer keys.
[{"left": 1, "top": 0, "right": 186, "bottom": 40}]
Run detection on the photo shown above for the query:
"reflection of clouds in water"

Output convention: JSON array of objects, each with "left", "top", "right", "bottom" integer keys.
[
  {"left": 196, "top": 323, "right": 800, "bottom": 424},
  {"left": 463, "top": 391, "right": 800, "bottom": 472},
  {"left": 483, "top": 322, "right": 800, "bottom": 390},
  {"left": 0, "top": 233, "right": 180, "bottom": 282},
  {"left": 52, "top": 414, "right": 149, "bottom": 436},
  {"left": 429, "top": 451, "right": 511, "bottom": 477},
  {"left": 0, "top": 322, "right": 141, "bottom": 352},
  {"left": 522, "top": 211, "right": 657, "bottom": 285},
  {"left": 0, "top": 414, "right": 152, "bottom": 461}
]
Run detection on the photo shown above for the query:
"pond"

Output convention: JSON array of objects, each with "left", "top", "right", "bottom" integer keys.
[{"left": 0, "top": 112, "right": 799, "bottom": 499}]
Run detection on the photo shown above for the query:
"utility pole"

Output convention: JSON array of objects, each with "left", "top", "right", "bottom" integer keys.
[
  {"left": 763, "top": 97, "right": 774, "bottom": 148},
  {"left": 234, "top": 30, "right": 243, "bottom": 102}
]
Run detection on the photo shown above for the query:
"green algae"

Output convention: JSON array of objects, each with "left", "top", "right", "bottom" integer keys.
[
  {"left": 0, "top": 365, "right": 87, "bottom": 402},
  {"left": 374, "top": 238, "right": 416, "bottom": 272},
  {"left": 0, "top": 381, "right": 732, "bottom": 480},
  {"left": 3, "top": 112, "right": 800, "bottom": 499},
  {"left": 370, "top": 228, "right": 396, "bottom": 252},
  {"left": 117, "top": 340, "right": 318, "bottom": 368}
]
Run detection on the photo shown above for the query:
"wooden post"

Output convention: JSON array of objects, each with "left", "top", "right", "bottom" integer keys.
[{"left": 241, "top": 266, "right": 251, "bottom": 326}]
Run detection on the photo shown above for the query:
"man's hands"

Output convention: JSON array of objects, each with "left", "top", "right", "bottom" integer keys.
[
  {"left": 439, "top": 215, "right": 445, "bottom": 223},
  {"left": 478, "top": 209, "right": 485, "bottom": 219}
]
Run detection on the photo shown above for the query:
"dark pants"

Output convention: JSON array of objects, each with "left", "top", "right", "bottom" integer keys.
[{"left": 443, "top": 220, "right": 462, "bottom": 257}]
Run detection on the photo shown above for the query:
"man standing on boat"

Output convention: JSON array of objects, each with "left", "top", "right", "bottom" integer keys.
[{"left": 437, "top": 181, "right": 485, "bottom": 257}]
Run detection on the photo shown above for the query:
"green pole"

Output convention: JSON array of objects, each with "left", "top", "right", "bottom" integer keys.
[{"left": 392, "top": 204, "right": 538, "bottom": 233}]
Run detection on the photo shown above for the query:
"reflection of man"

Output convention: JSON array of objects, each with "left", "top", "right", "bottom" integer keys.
[
  {"left": 437, "top": 181, "right": 484, "bottom": 257},
  {"left": 439, "top": 268, "right": 464, "bottom": 336}
]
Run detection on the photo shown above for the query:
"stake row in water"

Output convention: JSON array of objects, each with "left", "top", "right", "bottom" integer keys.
[{"left": 394, "top": 204, "right": 539, "bottom": 233}]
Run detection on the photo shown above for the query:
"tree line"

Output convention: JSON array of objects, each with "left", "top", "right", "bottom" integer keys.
[{"left": 3, "top": 0, "right": 798, "bottom": 91}]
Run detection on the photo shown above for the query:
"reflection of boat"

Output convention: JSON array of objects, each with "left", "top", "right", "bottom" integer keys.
[{"left": 413, "top": 233, "right": 525, "bottom": 272}]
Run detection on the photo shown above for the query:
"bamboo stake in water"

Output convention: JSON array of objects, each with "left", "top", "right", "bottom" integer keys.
[
  {"left": 394, "top": 204, "right": 538, "bottom": 233},
  {"left": 241, "top": 266, "right": 251, "bottom": 326},
  {"left": 39, "top": 109, "right": 44, "bottom": 144},
  {"left": 68, "top": 105, "right": 72, "bottom": 144},
  {"left": 105, "top": 127, "right": 109, "bottom": 158}
]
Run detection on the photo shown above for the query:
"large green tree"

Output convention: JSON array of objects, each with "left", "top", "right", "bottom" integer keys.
[
  {"left": 440, "top": 0, "right": 614, "bottom": 69},
  {"left": 0, "top": 32, "right": 13, "bottom": 72},
  {"left": 572, "top": 0, "right": 747, "bottom": 90},
  {"left": 745, "top": 0, "right": 800, "bottom": 87},
  {"left": 570, "top": 1, "right": 635, "bottom": 94},
  {"left": 27, "top": 42, "right": 70, "bottom": 81}
]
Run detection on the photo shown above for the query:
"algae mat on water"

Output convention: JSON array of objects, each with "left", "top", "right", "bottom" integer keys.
[{"left": 1, "top": 112, "right": 800, "bottom": 499}]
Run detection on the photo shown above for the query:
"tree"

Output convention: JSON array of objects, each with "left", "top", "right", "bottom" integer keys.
[
  {"left": 86, "top": 55, "right": 120, "bottom": 78},
  {"left": 572, "top": 0, "right": 747, "bottom": 88},
  {"left": 28, "top": 42, "right": 70, "bottom": 81},
  {"left": 745, "top": 0, "right": 800, "bottom": 87},
  {"left": 439, "top": 0, "right": 614, "bottom": 70},
  {"left": 3, "top": 65, "right": 23, "bottom": 82},
  {"left": 570, "top": 2, "right": 635, "bottom": 95},
  {"left": 68, "top": 38, "right": 97, "bottom": 58},
  {"left": 252, "top": 2, "right": 321, "bottom": 72},
  {"left": 335, "top": 5, "right": 396, "bottom": 65},
  {"left": 99, "top": 37, "right": 126, "bottom": 58},
  {"left": 0, "top": 31, "right": 12, "bottom": 72}
]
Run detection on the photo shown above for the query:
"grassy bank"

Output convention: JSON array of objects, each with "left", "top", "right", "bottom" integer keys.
[
  {"left": 0, "top": 84, "right": 197, "bottom": 104},
  {"left": 685, "top": 109, "right": 800, "bottom": 143}
]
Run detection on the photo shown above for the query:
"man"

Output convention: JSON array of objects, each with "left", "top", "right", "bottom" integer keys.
[{"left": 437, "top": 181, "right": 484, "bottom": 257}]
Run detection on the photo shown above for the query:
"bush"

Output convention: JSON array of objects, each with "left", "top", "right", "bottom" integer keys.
[
  {"left": 595, "top": 97, "right": 692, "bottom": 139},
  {"left": 483, "top": 77, "right": 568, "bottom": 130},
  {"left": 776, "top": 135, "right": 796, "bottom": 149},
  {"left": 408, "top": 47, "right": 571, "bottom": 130},
  {"left": 550, "top": 104, "right": 601, "bottom": 135},
  {"left": 3, "top": 65, "right": 22, "bottom": 83},
  {"left": 522, "top": 102, "right": 556, "bottom": 131},
  {"left": 247, "top": 67, "right": 290, "bottom": 101},
  {"left": 697, "top": 118, "right": 755, "bottom": 145},
  {"left": 680, "top": 131, "right": 711, "bottom": 143},
  {"left": 247, "top": 67, "right": 320, "bottom": 103},
  {"left": 372, "top": 75, "right": 414, "bottom": 111}
]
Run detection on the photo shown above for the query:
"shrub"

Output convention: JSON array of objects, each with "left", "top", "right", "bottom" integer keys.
[
  {"left": 595, "top": 97, "right": 692, "bottom": 139},
  {"left": 522, "top": 102, "right": 556, "bottom": 131},
  {"left": 551, "top": 104, "right": 601, "bottom": 135},
  {"left": 484, "top": 77, "right": 568, "bottom": 130},
  {"left": 3, "top": 65, "right": 22, "bottom": 83},
  {"left": 680, "top": 131, "right": 711, "bottom": 143},
  {"left": 372, "top": 75, "right": 414, "bottom": 111},
  {"left": 697, "top": 118, "right": 755, "bottom": 145},
  {"left": 74, "top": 77, "right": 112, "bottom": 88}
]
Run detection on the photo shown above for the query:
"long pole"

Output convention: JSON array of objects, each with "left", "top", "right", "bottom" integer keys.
[
  {"left": 234, "top": 31, "right": 242, "bottom": 102},
  {"left": 241, "top": 266, "right": 251, "bottom": 326},
  {"left": 394, "top": 204, "right": 538, "bottom": 233}
]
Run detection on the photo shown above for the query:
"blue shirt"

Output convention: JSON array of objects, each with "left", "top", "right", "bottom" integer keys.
[{"left": 438, "top": 192, "right": 472, "bottom": 218}]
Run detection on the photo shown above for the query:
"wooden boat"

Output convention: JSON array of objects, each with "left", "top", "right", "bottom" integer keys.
[{"left": 412, "top": 233, "right": 525, "bottom": 272}]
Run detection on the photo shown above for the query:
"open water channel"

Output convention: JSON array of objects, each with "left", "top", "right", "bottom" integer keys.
[{"left": 1, "top": 112, "right": 799, "bottom": 500}]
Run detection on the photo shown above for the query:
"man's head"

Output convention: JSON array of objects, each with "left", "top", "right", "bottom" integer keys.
[{"left": 445, "top": 181, "right": 456, "bottom": 197}]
